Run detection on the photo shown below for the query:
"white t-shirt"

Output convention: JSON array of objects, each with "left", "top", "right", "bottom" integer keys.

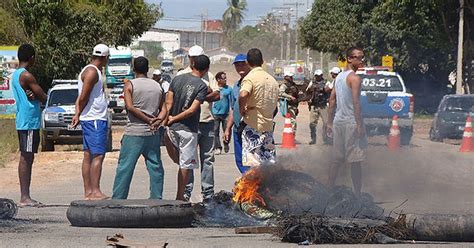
[{"left": 78, "top": 64, "right": 108, "bottom": 121}]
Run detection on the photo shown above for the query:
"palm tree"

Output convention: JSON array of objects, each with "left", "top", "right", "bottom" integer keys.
[{"left": 222, "top": 0, "right": 247, "bottom": 42}]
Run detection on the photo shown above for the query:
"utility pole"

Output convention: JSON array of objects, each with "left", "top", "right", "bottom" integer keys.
[
  {"left": 456, "top": 0, "right": 464, "bottom": 94},
  {"left": 284, "top": 1, "right": 304, "bottom": 61},
  {"left": 203, "top": 9, "right": 208, "bottom": 51},
  {"left": 200, "top": 13, "right": 204, "bottom": 47}
]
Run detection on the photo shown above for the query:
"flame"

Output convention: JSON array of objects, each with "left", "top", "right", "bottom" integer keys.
[{"left": 232, "top": 168, "right": 266, "bottom": 206}]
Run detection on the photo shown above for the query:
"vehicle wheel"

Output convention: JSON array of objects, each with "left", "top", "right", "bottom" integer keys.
[
  {"left": 429, "top": 127, "right": 443, "bottom": 142},
  {"left": 66, "top": 199, "right": 194, "bottom": 228},
  {"left": 113, "top": 109, "right": 122, "bottom": 114},
  {"left": 400, "top": 127, "right": 413, "bottom": 146},
  {"left": 107, "top": 130, "right": 113, "bottom": 152},
  {"left": 40, "top": 131, "right": 54, "bottom": 152}
]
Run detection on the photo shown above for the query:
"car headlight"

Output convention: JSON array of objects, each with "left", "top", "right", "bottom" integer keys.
[{"left": 45, "top": 112, "right": 59, "bottom": 122}]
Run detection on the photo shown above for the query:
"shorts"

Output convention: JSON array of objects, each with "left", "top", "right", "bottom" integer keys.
[
  {"left": 17, "top": 130, "right": 40, "bottom": 153},
  {"left": 81, "top": 120, "right": 108, "bottom": 155},
  {"left": 241, "top": 126, "right": 276, "bottom": 167},
  {"left": 168, "top": 129, "right": 199, "bottom": 169},
  {"left": 333, "top": 123, "right": 368, "bottom": 164}
]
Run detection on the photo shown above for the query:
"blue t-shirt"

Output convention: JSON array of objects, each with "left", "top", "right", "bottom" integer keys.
[
  {"left": 231, "top": 80, "right": 241, "bottom": 130},
  {"left": 11, "top": 68, "right": 41, "bottom": 130},
  {"left": 212, "top": 85, "right": 233, "bottom": 116}
]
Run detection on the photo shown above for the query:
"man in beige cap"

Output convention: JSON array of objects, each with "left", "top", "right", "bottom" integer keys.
[{"left": 177, "top": 45, "right": 220, "bottom": 201}]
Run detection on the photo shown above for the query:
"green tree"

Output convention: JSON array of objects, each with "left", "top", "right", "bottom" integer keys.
[
  {"left": 228, "top": 25, "right": 281, "bottom": 60},
  {"left": 223, "top": 0, "right": 247, "bottom": 43},
  {"left": 2, "top": 0, "right": 161, "bottom": 89}
]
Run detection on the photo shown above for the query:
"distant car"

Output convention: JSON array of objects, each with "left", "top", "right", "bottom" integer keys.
[
  {"left": 160, "top": 60, "right": 174, "bottom": 74},
  {"left": 108, "top": 84, "right": 125, "bottom": 113},
  {"left": 429, "top": 94, "right": 474, "bottom": 142},
  {"left": 41, "top": 80, "right": 112, "bottom": 152}
]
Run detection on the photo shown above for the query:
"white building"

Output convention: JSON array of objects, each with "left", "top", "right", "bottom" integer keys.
[{"left": 132, "top": 29, "right": 180, "bottom": 59}]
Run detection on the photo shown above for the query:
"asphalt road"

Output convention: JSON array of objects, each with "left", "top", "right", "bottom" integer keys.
[{"left": 1, "top": 107, "right": 473, "bottom": 247}]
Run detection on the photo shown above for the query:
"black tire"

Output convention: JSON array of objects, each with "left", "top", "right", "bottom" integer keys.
[
  {"left": 113, "top": 109, "right": 122, "bottom": 114},
  {"left": 66, "top": 199, "right": 194, "bottom": 228},
  {"left": 429, "top": 127, "right": 443, "bottom": 142},
  {"left": 40, "top": 130, "right": 54, "bottom": 152},
  {"left": 400, "top": 127, "right": 413, "bottom": 146},
  {"left": 106, "top": 130, "right": 113, "bottom": 152}
]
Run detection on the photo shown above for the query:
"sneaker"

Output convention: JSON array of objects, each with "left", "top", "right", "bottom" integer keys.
[{"left": 223, "top": 142, "right": 230, "bottom": 153}]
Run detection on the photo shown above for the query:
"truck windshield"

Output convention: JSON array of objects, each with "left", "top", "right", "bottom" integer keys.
[
  {"left": 360, "top": 75, "right": 403, "bottom": 92},
  {"left": 109, "top": 58, "right": 131, "bottom": 67},
  {"left": 48, "top": 89, "right": 78, "bottom": 106},
  {"left": 161, "top": 62, "right": 173, "bottom": 66},
  {"left": 445, "top": 98, "right": 474, "bottom": 112}
]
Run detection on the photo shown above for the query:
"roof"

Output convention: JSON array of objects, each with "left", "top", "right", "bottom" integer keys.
[{"left": 206, "top": 47, "right": 236, "bottom": 57}]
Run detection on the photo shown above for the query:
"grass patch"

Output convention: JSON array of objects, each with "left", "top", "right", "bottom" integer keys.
[
  {"left": 414, "top": 113, "right": 434, "bottom": 120},
  {"left": 0, "top": 119, "right": 18, "bottom": 168}
]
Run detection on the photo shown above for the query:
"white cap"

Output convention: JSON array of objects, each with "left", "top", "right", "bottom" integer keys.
[
  {"left": 188, "top": 45, "right": 204, "bottom": 56},
  {"left": 314, "top": 69, "right": 323, "bottom": 76},
  {"left": 330, "top": 67, "right": 341, "bottom": 74},
  {"left": 153, "top": 69, "right": 162, "bottom": 75},
  {"left": 92, "top": 44, "right": 109, "bottom": 57},
  {"left": 284, "top": 71, "right": 294, "bottom": 77}
]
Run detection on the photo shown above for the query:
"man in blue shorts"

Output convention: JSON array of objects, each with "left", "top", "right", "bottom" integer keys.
[{"left": 71, "top": 44, "right": 110, "bottom": 200}]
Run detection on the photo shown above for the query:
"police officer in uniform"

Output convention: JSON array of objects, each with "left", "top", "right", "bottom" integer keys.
[
  {"left": 279, "top": 71, "right": 300, "bottom": 133},
  {"left": 306, "top": 69, "right": 330, "bottom": 144}
]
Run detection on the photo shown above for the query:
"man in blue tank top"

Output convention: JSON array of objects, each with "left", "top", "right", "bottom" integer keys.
[
  {"left": 327, "top": 47, "right": 368, "bottom": 198},
  {"left": 11, "top": 44, "right": 47, "bottom": 207}
]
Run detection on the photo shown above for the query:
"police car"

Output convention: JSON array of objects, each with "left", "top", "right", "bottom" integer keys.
[
  {"left": 357, "top": 67, "right": 414, "bottom": 145},
  {"left": 41, "top": 80, "right": 112, "bottom": 151}
]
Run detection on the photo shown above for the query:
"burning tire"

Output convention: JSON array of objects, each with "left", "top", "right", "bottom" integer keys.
[{"left": 66, "top": 199, "right": 194, "bottom": 228}]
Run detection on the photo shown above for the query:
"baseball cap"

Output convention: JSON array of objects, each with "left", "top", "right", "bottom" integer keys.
[
  {"left": 188, "top": 45, "right": 204, "bottom": 56},
  {"left": 233, "top": 54, "right": 247, "bottom": 64},
  {"left": 92, "top": 44, "right": 109, "bottom": 57},
  {"left": 314, "top": 69, "right": 323, "bottom": 76},
  {"left": 153, "top": 69, "right": 162, "bottom": 75},
  {"left": 330, "top": 67, "right": 341, "bottom": 74}
]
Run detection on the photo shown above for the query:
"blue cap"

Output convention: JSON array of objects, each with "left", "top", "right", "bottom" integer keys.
[{"left": 233, "top": 54, "right": 247, "bottom": 64}]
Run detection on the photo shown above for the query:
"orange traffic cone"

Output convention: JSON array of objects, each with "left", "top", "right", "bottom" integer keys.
[
  {"left": 459, "top": 116, "right": 474, "bottom": 152},
  {"left": 388, "top": 115, "right": 401, "bottom": 151},
  {"left": 281, "top": 113, "right": 296, "bottom": 149}
]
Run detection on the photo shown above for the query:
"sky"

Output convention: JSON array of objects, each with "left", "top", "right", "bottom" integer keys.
[{"left": 145, "top": 0, "right": 314, "bottom": 31}]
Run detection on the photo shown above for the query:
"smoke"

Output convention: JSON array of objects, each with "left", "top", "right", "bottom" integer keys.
[{"left": 275, "top": 142, "right": 474, "bottom": 215}]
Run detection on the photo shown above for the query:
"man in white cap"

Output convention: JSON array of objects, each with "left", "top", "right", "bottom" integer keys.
[
  {"left": 326, "top": 67, "right": 341, "bottom": 91},
  {"left": 152, "top": 69, "right": 170, "bottom": 93},
  {"left": 71, "top": 44, "right": 110, "bottom": 200},
  {"left": 279, "top": 71, "right": 299, "bottom": 133},
  {"left": 306, "top": 69, "right": 329, "bottom": 145},
  {"left": 177, "top": 45, "right": 220, "bottom": 201}
]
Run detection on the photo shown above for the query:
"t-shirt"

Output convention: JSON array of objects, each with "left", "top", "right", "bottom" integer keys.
[
  {"left": 125, "top": 78, "right": 163, "bottom": 136},
  {"left": 177, "top": 66, "right": 219, "bottom": 123},
  {"left": 169, "top": 73, "right": 208, "bottom": 133},
  {"left": 240, "top": 67, "right": 279, "bottom": 132},
  {"left": 212, "top": 85, "right": 233, "bottom": 116}
]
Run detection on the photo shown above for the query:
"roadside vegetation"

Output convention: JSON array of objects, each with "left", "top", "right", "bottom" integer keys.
[{"left": 0, "top": 118, "right": 17, "bottom": 168}]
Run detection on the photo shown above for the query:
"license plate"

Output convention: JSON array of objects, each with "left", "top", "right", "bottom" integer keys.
[{"left": 68, "top": 124, "right": 81, "bottom": 131}]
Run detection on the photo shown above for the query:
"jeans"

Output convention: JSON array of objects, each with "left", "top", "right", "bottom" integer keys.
[
  {"left": 233, "top": 128, "right": 249, "bottom": 174},
  {"left": 185, "top": 122, "right": 215, "bottom": 200},
  {"left": 112, "top": 134, "right": 164, "bottom": 199},
  {"left": 213, "top": 114, "right": 228, "bottom": 150}
]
